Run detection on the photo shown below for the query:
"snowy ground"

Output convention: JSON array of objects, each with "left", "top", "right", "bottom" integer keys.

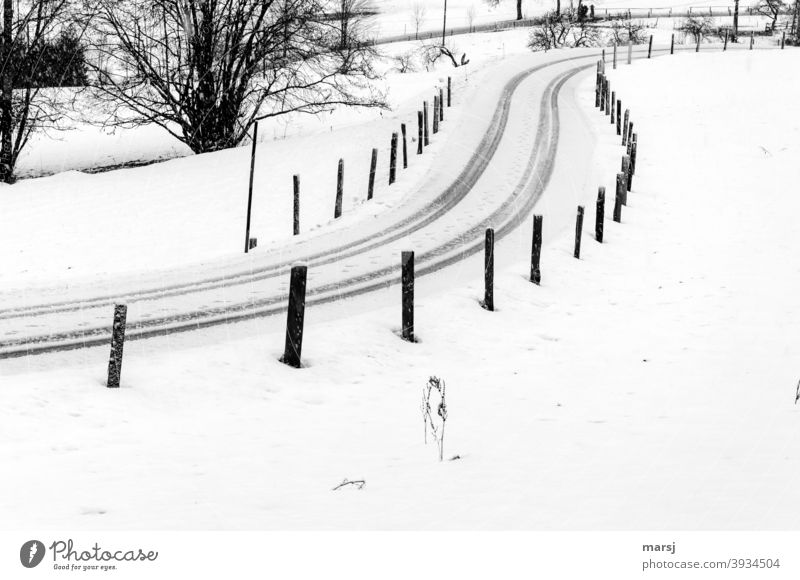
[{"left": 2, "top": 46, "right": 798, "bottom": 529}]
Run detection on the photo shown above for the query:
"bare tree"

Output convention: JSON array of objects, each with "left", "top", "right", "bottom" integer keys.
[
  {"left": 0, "top": 0, "right": 82, "bottom": 182},
  {"left": 756, "top": 0, "right": 786, "bottom": 30},
  {"left": 528, "top": 9, "right": 599, "bottom": 51},
  {"left": 677, "top": 15, "right": 714, "bottom": 43},
  {"left": 607, "top": 17, "right": 647, "bottom": 45},
  {"left": 87, "top": 0, "right": 384, "bottom": 155}
]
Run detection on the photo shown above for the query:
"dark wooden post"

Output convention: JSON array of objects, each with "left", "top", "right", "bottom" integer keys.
[
  {"left": 599, "top": 75, "right": 605, "bottom": 112},
  {"left": 724, "top": 29, "right": 728, "bottom": 51},
  {"left": 613, "top": 43, "right": 617, "bottom": 69},
  {"left": 244, "top": 121, "right": 258, "bottom": 254},
  {"left": 631, "top": 134, "right": 638, "bottom": 175},
  {"left": 595, "top": 187, "right": 605, "bottom": 243},
  {"left": 616, "top": 100, "right": 622, "bottom": 135},
  {"left": 670, "top": 33, "right": 675, "bottom": 54},
  {"left": 622, "top": 155, "right": 631, "bottom": 192},
  {"left": 605, "top": 80, "right": 611, "bottom": 116},
  {"left": 696, "top": 34, "right": 700, "bottom": 52},
  {"left": 574, "top": 206, "right": 585, "bottom": 259},
  {"left": 447, "top": 76, "right": 452, "bottom": 106},
  {"left": 617, "top": 171, "right": 627, "bottom": 207},
  {"left": 610, "top": 91, "right": 615, "bottom": 125},
  {"left": 439, "top": 88, "right": 444, "bottom": 121},
  {"left": 367, "top": 148, "right": 377, "bottom": 200},
  {"left": 750, "top": 30, "right": 754, "bottom": 50},
  {"left": 782, "top": 31, "right": 786, "bottom": 49},
  {"left": 401, "top": 124, "right": 408, "bottom": 169},
  {"left": 627, "top": 122, "right": 634, "bottom": 152},
  {"left": 401, "top": 251, "right": 415, "bottom": 342},
  {"left": 484, "top": 228, "right": 494, "bottom": 311},
  {"left": 281, "top": 265, "right": 307, "bottom": 368},
  {"left": 106, "top": 304, "right": 128, "bottom": 389},
  {"left": 433, "top": 96, "right": 439, "bottom": 134},
  {"left": 335, "top": 159, "right": 343, "bottom": 218},
  {"left": 423, "top": 101, "right": 429, "bottom": 145},
  {"left": 417, "top": 111, "right": 423, "bottom": 154},
  {"left": 648, "top": 34, "right": 653, "bottom": 58},
  {"left": 389, "top": 133, "right": 398, "bottom": 185},
  {"left": 614, "top": 176, "right": 624, "bottom": 222},
  {"left": 530, "top": 214, "right": 543, "bottom": 285},
  {"left": 293, "top": 175, "right": 300, "bottom": 235},
  {"left": 622, "top": 109, "right": 630, "bottom": 146}
]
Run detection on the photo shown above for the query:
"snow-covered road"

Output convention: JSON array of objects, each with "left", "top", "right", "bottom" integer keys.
[{"left": 0, "top": 52, "right": 600, "bottom": 357}]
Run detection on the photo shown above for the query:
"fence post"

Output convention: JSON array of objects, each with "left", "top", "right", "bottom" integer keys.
[
  {"left": 622, "top": 109, "right": 630, "bottom": 146},
  {"left": 433, "top": 96, "right": 439, "bottom": 134},
  {"left": 605, "top": 80, "right": 611, "bottom": 116},
  {"left": 724, "top": 29, "right": 728, "bottom": 51},
  {"left": 423, "top": 101, "right": 430, "bottom": 145},
  {"left": 106, "top": 304, "right": 127, "bottom": 389},
  {"left": 389, "top": 133, "right": 398, "bottom": 185},
  {"left": 696, "top": 34, "right": 700, "bottom": 52},
  {"left": 335, "top": 159, "right": 343, "bottom": 219},
  {"left": 622, "top": 155, "right": 631, "bottom": 193},
  {"left": 293, "top": 175, "right": 300, "bottom": 235},
  {"left": 417, "top": 111, "right": 423, "bottom": 154},
  {"left": 368, "top": 148, "right": 377, "bottom": 199},
  {"left": 401, "top": 251, "right": 415, "bottom": 342},
  {"left": 750, "top": 31, "right": 754, "bottom": 50},
  {"left": 244, "top": 121, "right": 258, "bottom": 254},
  {"left": 627, "top": 122, "right": 634, "bottom": 152},
  {"left": 595, "top": 67, "right": 601, "bottom": 108},
  {"left": 281, "top": 265, "right": 308, "bottom": 368},
  {"left": 648, "top": 35, "right": 653, "bottom": 58},
  {"left": 439, "top": 88, "right": 444, "bottom": 121},
  {"left": 401, "top": 124, "right": 408, "bottom": 169},
  {"left": 530, "top": 214, "right": 543, "bottom": 285},
  {"left": 610, "top": 91, "right": 616, "bottom": 125},
  {"left": 484, "top": 228, "right": 494, "bottom": 311},
  {"left": 782, "top": 31, "right": 786, "bottom": 49},
  {"left": 631, "top": 134, "right": 638, "bottom": 176},
  {"left": 616, "top": 100, "right": 622, "bottom": 135},
  {"left": 447, "top": 76, "right": 452, "bottom": 106},
  {"left": 595, "top": 187, "right": 605, "bottom": 243},
  {"left": 613, "top": 43, "right": 618, "bottom": 68},
  {"left": 614, "top": 176, "right": 624, "bottom": 222},
  {"left": 617, "top": 170, "right": 628, "bottom": 207},
  {"left": 574, "top": 206, "right": 585, "bottom": 259},
  {"left": 627, "top": 40, "right": 632, "bottom": 64}
]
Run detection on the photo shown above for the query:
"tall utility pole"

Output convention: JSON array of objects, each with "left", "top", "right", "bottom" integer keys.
[
  {"left": 733, "top": 0, "right": 740, "bottom": 42},
  {"left": 442, "top": 0, "right": 447, "bottom": 46}
]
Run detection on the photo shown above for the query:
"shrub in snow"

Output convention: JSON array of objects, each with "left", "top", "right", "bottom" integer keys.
[
  {"left": 422, "top": 376, "right": 448, "bottom": 461},
  {"left": 527, "top": 10, "right": 601, "bottom": 52}
]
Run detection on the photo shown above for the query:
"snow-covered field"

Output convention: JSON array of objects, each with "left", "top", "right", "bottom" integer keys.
[{"left": 2, "top": 44, "right": 798, "bottom": 530}]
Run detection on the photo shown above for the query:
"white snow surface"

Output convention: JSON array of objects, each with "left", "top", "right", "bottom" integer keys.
[{"left": 2, "top": 46, "right": 799, "bottom": 529}]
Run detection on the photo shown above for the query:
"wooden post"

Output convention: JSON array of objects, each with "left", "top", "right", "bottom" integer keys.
[
  {"left": 433, "top": 96, "right": 439, "bottom": 134},
  {"left": 439, "top": 88, "right": 444, "bottom": 121},
  {"left": 782, "top": 31, "right": 786, "bottom": 49},
  {"left": 696, "top": 34, "right": 700, "bottom": 52},
  {"left": 622, "top": 155, "right": 631, "bottom": 192},
  {"left": 670, "top": 33, "right": 675, "bottom": 54},
  {"left": 616, "top": 100, "right": 622, "bottom": 135},
  {"left": 622, "top": 109, "right": 630, "bottom": 146},
  {"left": 484, "top": 228, "right": 494, "bottom": 311},
  {"left": 631, "top": 134, "right": 638, "bottom": 176},
  {"left": 617, "top": 171, "right": 628, "bottom": 207},
  {"left": 244, "top": 121, "right": 258, "bottom": 254},
  {"left": 389, "top": 133, "right": 398, "bottom": 185},
  {"left": 605, "top": 80, "right": 611, "bottom": 116},
  {"left": 595, "top": 187, "right": 605, "bottom": 243},
  {"left": 401, "top": 251, "right": 415, "bottom": 342},
  {"left": 599, "top": 75, "right": 605, "bottom": 112},
  {"left": 447, "top": 76, "right": 452, "bottom": 106},
  {"left": 281, "top": 265, "right": 307, "bottom": 368},
  {"left": 293, "top": 175, "right": 300, "bottom": 235},
  {"left": 614, "top": 176, "right": 624, "bottom": 222},
  {"left": 574, "top": 206, "right": 585, "bottom": 259},
  {"left": 335, "top": 159, "right": 343, "bottom": 218},
  {"left": 367, "top": 149, "right": 377, "bottom": 200},
  {"left": 106, "top": 304, "right": 127, "bottom": 389},
  {"left": 724, "top": 29, "right": 728, "bottom": 51},
  {"left": 627, "top": 40, "right": 632, "bottom": 64},
  {"left": 530, "top": 214, "right": 543, "bottom": 285},
  {"left": 750, "top": 30, "right": 754, "bottom": 49},
  {"left": 595, "top": 70, "right": 601, "bottom": 108},
  {"left": 648, "top": 35, "right": 653, "bottom": 58},
  {"left": 417, "top": 111, "right": 423, "bottom": 154},
  {"left": 613, "top": 43, "right": 617, "bottom": 68},
  {"left": 610, "top": 91, "right": 616, "bottom": 125},
  {"left": 423, "top": 101, "right": 429, "bottom": 145},
  {"left": 627, "top": 122, "right": 634, "bottom": 152},
  {"left": 401, "top": 123, "right": 408, "bottom": 169}
]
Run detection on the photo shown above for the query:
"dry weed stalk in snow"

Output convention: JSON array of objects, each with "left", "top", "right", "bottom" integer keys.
[{"left": 422, "top": 376, "right": 448, "bottom": 461}]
